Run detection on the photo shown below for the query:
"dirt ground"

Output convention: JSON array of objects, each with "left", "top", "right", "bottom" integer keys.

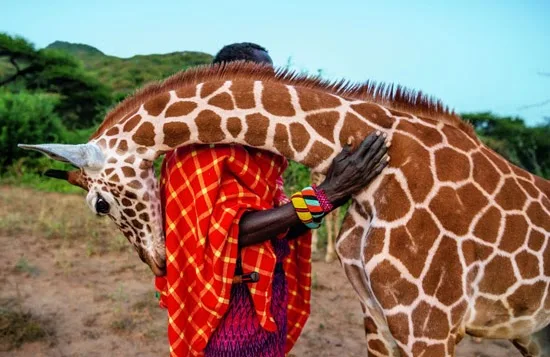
[{"left": 0, "top": 186, "right": 521, "bottom": 356}]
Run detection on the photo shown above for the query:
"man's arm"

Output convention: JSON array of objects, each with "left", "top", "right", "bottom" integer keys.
[{"left": 238, "top": 132, "right": 389, "bottom": 247}]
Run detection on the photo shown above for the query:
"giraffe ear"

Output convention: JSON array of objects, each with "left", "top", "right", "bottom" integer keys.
[{"left": 18, "top": 143, "right": 105, "bottom": 170}]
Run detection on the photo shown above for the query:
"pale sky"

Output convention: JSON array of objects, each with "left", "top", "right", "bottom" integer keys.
[{"left": 2, "top": 0, "right": 549, "bottom": 125}]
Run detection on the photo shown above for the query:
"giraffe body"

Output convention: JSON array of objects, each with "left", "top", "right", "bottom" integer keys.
[{"left": 20, "top": 63, "right": 550, "bottom": 356}]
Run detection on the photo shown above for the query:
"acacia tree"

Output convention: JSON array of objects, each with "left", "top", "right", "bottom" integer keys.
[{"left": 0, "top": 33, "right": 112, "bottom": 129}]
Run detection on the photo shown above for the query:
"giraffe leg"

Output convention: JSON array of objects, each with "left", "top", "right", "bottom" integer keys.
[
  {"left": 311, "top": 227, "right": 319, "bottom": 254},
  {"left": 512, "top": 325, "right": 550, "bottom": 357},
  {"left": 325, "top": 210, "right": 337, "bottom": 263}
]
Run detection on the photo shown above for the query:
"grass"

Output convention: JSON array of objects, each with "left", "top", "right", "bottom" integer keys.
[
  {"left": 0, "top": 298, "right": 55, "bottom": 351},
  {"left": 0, "top": 185, "right": 127, "bottom": 254}
]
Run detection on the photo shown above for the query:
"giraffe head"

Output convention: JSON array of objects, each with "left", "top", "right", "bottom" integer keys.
[{"left": 18, "top": 142, "right": 166, "bottom": 276}]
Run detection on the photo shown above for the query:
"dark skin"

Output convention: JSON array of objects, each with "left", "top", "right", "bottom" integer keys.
[{"left": 238, "top": 131, "right": 389, "bottom": 247}]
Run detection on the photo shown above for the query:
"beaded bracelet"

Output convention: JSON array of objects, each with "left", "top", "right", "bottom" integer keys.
[{"left": 290, "top": 185, "right": 335, "bottom": 229}]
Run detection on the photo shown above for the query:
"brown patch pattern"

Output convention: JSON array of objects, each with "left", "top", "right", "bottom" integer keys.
[
  {"left": 423, "top": 237, "right": 463, "bottom": 305},
  {"left": 195, "top": 110, "right": 224, "bottom": 143},
  {"left": 289, "top": 123, "right": 310, "bottom": 152},
  {"left": 208, "top": 92, "right": 234, "bottom": 110},
  {"left": 261, "top": 82, "right": 295, "bottom": 117},
  {"left": 244, "top": 113, "right": 269, "bottom": 147},
  {"left": 163, "top": 122, "right": 190, "bottom": 148},
  {"left": 226, "top": 117, "right": 242, "bottom": 138},
  {"left": 165, "top": 101, "right": 197, "bottom": 117},
  {"left": 305, "top": 111, "right": 339, "bottom": 143},
  {"left": 132, "top": 122, "right": 156, "bottom": 147},
  {"left": 143, "top": 93, "right": 170, "bottom": 116}
]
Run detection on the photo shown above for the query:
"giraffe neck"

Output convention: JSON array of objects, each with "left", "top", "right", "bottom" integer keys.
[{"left": 93, "top": 79, "right": 398, "bottom": 172}]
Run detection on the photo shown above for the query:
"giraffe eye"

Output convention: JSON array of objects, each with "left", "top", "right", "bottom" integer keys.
[{"left": 95, "top": 196, "right": 110, "bottom": 215}]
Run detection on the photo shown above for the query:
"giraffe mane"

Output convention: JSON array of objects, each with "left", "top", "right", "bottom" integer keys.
[{"left": 91, "top": 61, "right": 474, "bottom": 140}]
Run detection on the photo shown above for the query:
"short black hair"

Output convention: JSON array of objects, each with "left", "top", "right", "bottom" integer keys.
[{"left": 212, "top": 42, "right": 273, "bottom": 65}]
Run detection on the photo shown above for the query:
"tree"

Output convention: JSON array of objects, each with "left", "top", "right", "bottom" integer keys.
[{"left": 0, "top": 33, "right": 112, "bottom": 129}]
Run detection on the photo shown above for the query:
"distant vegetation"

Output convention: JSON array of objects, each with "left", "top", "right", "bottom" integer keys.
[{"left": 0, "top": 32, "right": 548, "bottom": 195}]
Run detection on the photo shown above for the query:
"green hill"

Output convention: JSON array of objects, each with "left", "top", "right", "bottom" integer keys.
[{"left": 45, "top": 41, "right": 213, "bottom": 95}]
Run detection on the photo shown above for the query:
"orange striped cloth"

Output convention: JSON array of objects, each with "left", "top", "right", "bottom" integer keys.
[{"left": 155, "top": 144, "right": 312, "bottom": 356}]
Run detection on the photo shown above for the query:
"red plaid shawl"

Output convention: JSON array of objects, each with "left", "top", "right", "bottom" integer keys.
[{"left": 155, "top": 144, "right": 312, "bottom": 356}]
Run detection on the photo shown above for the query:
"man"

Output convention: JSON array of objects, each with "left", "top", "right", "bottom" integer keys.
[{"left": 156, "top": 43, "right": 388, "bottom": 357}]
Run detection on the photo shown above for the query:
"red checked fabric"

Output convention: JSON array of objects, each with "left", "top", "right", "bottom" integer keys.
[{"left": 155, "top": 144, "right": 312, "bottom": 356}]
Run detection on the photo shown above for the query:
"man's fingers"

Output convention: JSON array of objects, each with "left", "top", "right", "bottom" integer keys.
[
  {"left": 355, "top": 131, "right": 382, "bottom": 157},
  {"left": 364, "top": 155, "right": 390, "bottom": 182},
  {"left": 362, "top": 140, "right": 388, "bottom": 169},
  {"left": 355, "top": 132, "right": 386, "bottom": 165}
]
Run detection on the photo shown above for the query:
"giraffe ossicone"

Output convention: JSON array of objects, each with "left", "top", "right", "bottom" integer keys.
[{"left": 19, "top": 62, "right": 550, "bottom": 356}]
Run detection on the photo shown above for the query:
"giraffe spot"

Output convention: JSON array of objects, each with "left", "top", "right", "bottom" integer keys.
[
  {"left": 175, "top": 86, "right": 196, "bottom": 99},
  {"left": 395, "top": 119, "right": 443, "bottom": 147},
  {"left": 429, "top": 184, "right": 487, "bottom": 236},
  {"left": 109, "top": 138, "right": 117, "bottom": 148},
  {"left": 117, "top": 140, "right": 128, "bottom": 154},
  {"left": 336, "top": 226, "right": 363, "bottom": 261},
  {"left": 208, "top": 92, "right": 234, "bottom": 110},
  {"left": 515, "top": 250, "right": 540, "bottom": 279},
  {"left": 442, "top": 125, "right": 478, "bottom": 152},
  {"left": 96, "top": 138, "right": 107, "bottom": 149},
  {"left": 363, "top": 227, "right": 385, "bottom": 262},
  {"left": 544, "top": 243, "right": 550, "bottom": 276},
  {"left": 302, "top": 141, "right": 333, "bottom": 169},
  {"left": 131, "top": 219, "right": 144, "bottom": 230},
  {"left": 196, "top": 110, "right": 224, "bottom": 143},
  {"left": 124, "top": 155, "right": 135, "bottom": 164},
  {"left": 133, "top": 122, "right": 156, "bottom": 147},
  {"left": 121, "top": 166, "right": 136, "bottom": 178},
  {"left": 123, "top": 209, "right": 136, "bottom": 217},
  {"left": 363, "top": 316, "right": 377, "bottom": 333},
  {"left": 526, "top": 201, "right": 550, "bottom": 231},
  {"left": 370, "top": 260, "right": 419, "bottom": 310},
  {"left": 119, "top": 108, "right": 139, "bottom": 124},
  {"left": 386, "top": 313, "right": 410, "bottom": 345},
  {"left": 351, "top": 103, "right": 393, "bottom": 129},
  {"left": 136, "top": 202, "right": 146, "bottom": 211},
  {"left": 165, "top": 101, "right": 197, "bottom": 117},
  {"left": 373, "top": 173, "right": 410, "bottom": 221},
  {"left": 143, "top": 192, "right": 150, "bottom": 201},
  {"left": 104, "top": 168, "right": 115, "bottom": 176},
  {"left": 139, "top": 212, "right": 149, "bottom": 221},
  {"left": 111, "top": 174, "right": 120, "bottom": 182},
  {"left": 472, "top": 152, "right": 501, "bottom": 194},
  {"left": 388, "top": 109, "right": 414, "bottom": 119},
  {"left": 390, "top": 133, "right": 433, "bottom": 203},
  {"left": 389, "top": 209, "right": 439, "bottom": 278},
  {"left": 507, "top": 282, "right": 546, "bottom": 317},
  {"left": 338, "top": 112, "right": 375, "bottom": 149},
  {"left": 124, "top": 191, "right": 137, "bottom": 199},
  {"left": 511, "top": 164, "right": 532, "bottom": 180},
  {"left": 128, "top": 180, "right": 142, "bottom": 189},
  {"left": 473, "top": 297, "right": 511, "bottom": 326},
  {"left": 482, "top": 147, "right": 511, "bottom": 174},
  {"left": 517, "top": 178, "right": 540, "bottom": 199},
  {"left": 473, "top": 206, "right": 502, "bottom": 243},
  {"left": 533, "top": 176, "right": 550, "bottom": 200},
  {"left": 411, "top": 301, "right": 449, "bottom": 339},
  {"left": 121, "top": 198, "right": 132, "bottom": 207},
  {"left": 412, "top": 342, "right": 446, "bottom": 356},
  {"left": 495, "top": 178, "right": 527, "bottom": 211},
  {"left": 106, "top": 126, "right": 119, "bottom": 136},
  {"left": 139, "top": 160, "right": 152, "bottom": 170},
  {"left": 435, "top": 147, "right": 470, "bottom": 182},
  {"left": 461, "top": 240, "right": 493, "bottom": 266},
  {"left": 274, "top": 124, "right": 293, "bottom": 158},
  {"left": 226, "top": 117, "right": 242, "bottom": 138},
  {"left": 499, "top": 214, "right": 528, "bottom": 253},
  {"left": 305, "top": 111, "right": 339, "bottom": 143},
  {"left": 200, "top": 81, "right": 223, "bottom": 98},
  {"left": 261, "top": 82, "right": 295, "bottom": 117},
  {"left": 297, "top": 88, "right": 340, "bottom": 111},
  {"left": 144, "top": 93, "right": 170, "bottom": 116},
  {"left": 479, "top": 255, "right": 516, "bottom": 294},
  {"left": 423, "top": 236, "right": 463, "bottom": 305},
  {"left": 528, "top": 230, "right": 545, "bottom": 251},
  {"left": 450, "top": 300, "right": 467, "bottom": 325},
  {"left": 230, "top": 80, "right": 255, "bottom": 109},
  {"left": 163, "top": 122, "right": 190, "bottom": 148},
  {"left": 367, "top": 340, "right": 388, "bottom": 355},
  {"left": 289, "top": 123, "right": 310, "bottom": 152},
  {"left": 244, "top": 113, "right": 269, "bottom": 147}
]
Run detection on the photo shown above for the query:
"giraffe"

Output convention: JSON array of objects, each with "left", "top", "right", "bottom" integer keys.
[
  {"left": 19, "top": 62, "right": 550, "bottom": 356},
  {"left": 310, "top": 170, "right": 340, "bottom": 263}
]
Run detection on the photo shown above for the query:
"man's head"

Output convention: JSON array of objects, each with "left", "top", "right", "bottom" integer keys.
[{"left": 213, "top": 42, "right": 273, "bottom": 65}]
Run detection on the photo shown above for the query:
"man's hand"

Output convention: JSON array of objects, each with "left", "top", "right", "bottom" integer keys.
[{"left": 317, "top": 131, "right": 389, "bottom": 207}]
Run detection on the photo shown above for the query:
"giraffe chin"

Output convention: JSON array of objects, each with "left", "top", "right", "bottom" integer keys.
[{"left": 148, "top": 257, "right": 166, "bottom": 277}]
